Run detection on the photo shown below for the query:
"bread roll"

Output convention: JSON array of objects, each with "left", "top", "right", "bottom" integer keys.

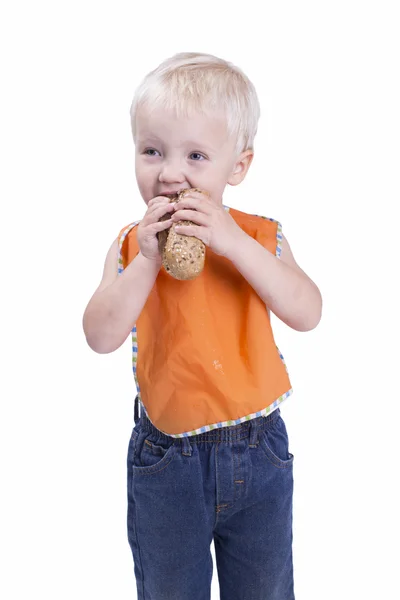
[{"left": 157, "top": 188, "right": 207, "bottom": 280}]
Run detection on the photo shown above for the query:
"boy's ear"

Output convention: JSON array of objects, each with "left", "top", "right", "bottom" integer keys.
[{"left": 227, "top": 149, "right": 254, "bottom": 186}]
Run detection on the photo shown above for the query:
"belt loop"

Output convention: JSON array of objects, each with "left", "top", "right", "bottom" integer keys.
[
  {"left": 249, "top": 419, "right": 259, "bottom": 448},
  {"left": 134, "top": 394, "right": 140, "bottom": 425},
  {"left": 181, "top": 435, "right": 192, "bottom": 456}
]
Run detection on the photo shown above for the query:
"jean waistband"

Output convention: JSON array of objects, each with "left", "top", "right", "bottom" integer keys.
[{"left": 137, "top": 401, "right": 281, "bottom": 443}]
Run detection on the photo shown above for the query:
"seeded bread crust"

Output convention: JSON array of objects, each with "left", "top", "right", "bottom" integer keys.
[{"left": 157, "top": 188, "right": 207, "bottom": 280}]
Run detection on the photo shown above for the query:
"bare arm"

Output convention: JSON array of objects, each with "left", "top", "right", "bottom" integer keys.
[
  {"left": 228, "top": 231, "right": 322, "bottom": 332},
  {"left": 82, "top": 239, "right": 162, "bottom": 354},
  {"left": 83, "top": 197, "right": 175, "bottom": 353}
]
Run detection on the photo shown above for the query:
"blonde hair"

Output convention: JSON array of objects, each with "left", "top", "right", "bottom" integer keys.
[{"left": 130, "top": 52, "right": 260, "bottom": 156}]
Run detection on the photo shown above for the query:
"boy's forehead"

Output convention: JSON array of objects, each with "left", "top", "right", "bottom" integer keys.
[{"left": 136, "top": 105, "right": 232, "bottom": 147}]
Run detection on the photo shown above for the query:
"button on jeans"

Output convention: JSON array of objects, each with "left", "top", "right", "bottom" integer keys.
[{"left": 127, "top": 398, "right": 295, "bottom": 600}]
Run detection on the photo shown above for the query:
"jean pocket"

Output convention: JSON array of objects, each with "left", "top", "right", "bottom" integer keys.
[
  {"left": 132, "top": 431, "right": 178, "bottom": 475},
  {"left": 259, "top": 416, "right": 294, "bottom": 469}
]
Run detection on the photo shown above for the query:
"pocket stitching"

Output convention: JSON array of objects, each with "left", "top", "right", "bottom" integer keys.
[
  {"left": 132, "top": 440, "right": 177, "bottom": 475},
  {"left": 259, "top": 429, "right": 294, "bottom": 469}
]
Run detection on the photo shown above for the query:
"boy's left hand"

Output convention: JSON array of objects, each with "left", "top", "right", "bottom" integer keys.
[{"left": 171, "top": 190, "right": 244, "bottom": 257}]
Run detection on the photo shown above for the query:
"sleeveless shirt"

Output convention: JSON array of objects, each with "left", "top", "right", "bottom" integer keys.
[{"left": 117, "top": 205, "right": 293, "bottom": 438}]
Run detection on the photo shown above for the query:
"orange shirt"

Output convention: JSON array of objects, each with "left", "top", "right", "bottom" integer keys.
[{"left": 118, "top": 206, "right": 292, "bottom": 438}]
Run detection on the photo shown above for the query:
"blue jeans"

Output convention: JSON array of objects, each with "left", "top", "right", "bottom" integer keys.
[{"left": 127, "top": 397, "right": 295, "bottom": 600}]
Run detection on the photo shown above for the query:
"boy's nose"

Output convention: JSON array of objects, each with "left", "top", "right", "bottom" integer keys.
[{"left": 158, "top": 160, "right": 186, "bottom": 184}]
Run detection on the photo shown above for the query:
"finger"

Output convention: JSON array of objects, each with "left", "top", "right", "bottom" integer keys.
[
  {"left": 146, "top": 202, "right": 175, "bottom": 223},
  {"left": 148, "top": 198, "right": 176, "bottom": 218},
  {"left": 151, "top": 218, "right": 174, "bottom": 233},
  {"left": 172, "top": 209, "right": 208, "bottom": 225},
  {"left": 173, "top": 224, "right": 206, "bottom": 243},
  {"left": 174, "top": 197, "right": 211, "bottom": 214},
  {"left": 148, "top": 195, "right": 174, "bottom": 209},
  {"left": 147, "top": 197, "right": 162, "bottom": 209}
]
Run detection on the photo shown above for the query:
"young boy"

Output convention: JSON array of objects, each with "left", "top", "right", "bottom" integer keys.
[{"left": 83, "top": 52, "right": 322, "bottom": 600}]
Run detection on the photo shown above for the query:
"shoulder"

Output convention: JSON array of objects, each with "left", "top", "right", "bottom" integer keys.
[
  {"left": 118, "top": 220, "right": 141, "bottom": 245},
  {"left": 118, "top": 220, "right": 141, "bottom": 271}
]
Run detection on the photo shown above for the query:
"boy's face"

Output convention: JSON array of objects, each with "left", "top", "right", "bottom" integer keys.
[{"left": 134, "top": 105, "right": 253, "bottom": 205}]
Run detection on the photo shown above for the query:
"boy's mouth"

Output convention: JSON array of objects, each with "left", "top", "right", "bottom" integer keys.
[
  {"left": 159, "top": 192, "right": 179, "bottom": 199},
  {"left": 158, "top": 189, "right": 188, "bottom": 198}
]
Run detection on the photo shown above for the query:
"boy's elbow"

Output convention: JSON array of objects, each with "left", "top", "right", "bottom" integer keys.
[
  {"left": 82, "top": 315, "right": 121, "bottom": 354},
  {"left": 297, "top": 315, "right": 321, "bottom": 332},
  {"left": 84, "top": 334, "right": 116, "bottom": 354},
  {"left": 299, "top": 290, "right": 323, "bottom": 332},
  {"left": 83, "top": 326, "right": 123, "bottom": 354}
]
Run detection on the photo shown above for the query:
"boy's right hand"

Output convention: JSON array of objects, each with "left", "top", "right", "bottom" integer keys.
[{"left": 137, "top": 196, "right": 175, "bottom": 262}]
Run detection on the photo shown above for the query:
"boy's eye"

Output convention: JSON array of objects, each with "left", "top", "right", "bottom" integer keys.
[
  {"left": 144, "top": 148, "right": 160, "bottom": 156},
  {"left": 190, "top": 152, "right": 205, "bottom": 161}
]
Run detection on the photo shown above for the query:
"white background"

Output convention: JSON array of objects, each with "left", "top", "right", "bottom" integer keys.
[{"left": 1, "top": 1, "right": 399, "bottom": 598}]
